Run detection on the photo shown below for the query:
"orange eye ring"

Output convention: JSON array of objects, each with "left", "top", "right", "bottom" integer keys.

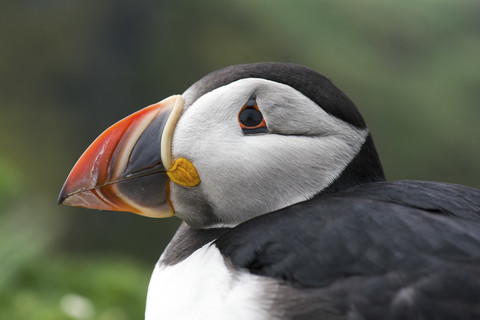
[{"left": 238, "top": 95, "right": 268, "bottom": 134}]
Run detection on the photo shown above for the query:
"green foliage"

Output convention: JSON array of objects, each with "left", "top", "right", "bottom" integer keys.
[
  {"left": 0, "top": 157, "right": 23, "bottom": 208},
  {"left": 0, "top": 254, "right": 150, "bottom": 320}
]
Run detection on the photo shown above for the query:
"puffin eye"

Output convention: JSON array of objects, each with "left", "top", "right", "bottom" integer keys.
[
  {"left": 239, "top": 108, "right": 263, "bottom": 127},
  {"left": 238, "top": 95, "right": 268, "bottom": 134}
]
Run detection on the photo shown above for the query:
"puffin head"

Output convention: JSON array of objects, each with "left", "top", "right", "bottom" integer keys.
[{"left": 58, "top": 63, "right": 385, "bottom": 228}]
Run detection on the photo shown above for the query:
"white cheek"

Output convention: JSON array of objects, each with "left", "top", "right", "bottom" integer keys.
[
  {"left": 171, "top": 78, "right": 367, "bottom": 225},
  {"left": 195, "top": 133, "right": 364, "bottom": 220}
]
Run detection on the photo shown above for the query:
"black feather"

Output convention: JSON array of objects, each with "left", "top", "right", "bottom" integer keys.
[{"left": 215, "top": 181, "right": 480, "bottom": 319}]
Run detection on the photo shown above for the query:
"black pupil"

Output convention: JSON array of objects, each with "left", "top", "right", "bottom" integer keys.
[{"left": 239, "top": 108, "right": 263, "bottom": 127}]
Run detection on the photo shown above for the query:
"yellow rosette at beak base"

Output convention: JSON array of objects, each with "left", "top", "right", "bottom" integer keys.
[{"left": 167, "top": 158, "right": 201, "bottom": 187}]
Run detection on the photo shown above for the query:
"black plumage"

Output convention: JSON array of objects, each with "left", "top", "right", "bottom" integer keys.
[{"left": 214, "top": 180, "right": 480, "bottom": 319}]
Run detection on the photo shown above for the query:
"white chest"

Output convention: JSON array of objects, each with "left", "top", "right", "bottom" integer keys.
[{"left": 145, "top": 243, "right": 278, "bottom": 320}]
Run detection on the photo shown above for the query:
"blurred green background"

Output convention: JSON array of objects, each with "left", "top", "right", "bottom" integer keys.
[{"left": 1, "top": 0, "right": 479, "bottom": 319}]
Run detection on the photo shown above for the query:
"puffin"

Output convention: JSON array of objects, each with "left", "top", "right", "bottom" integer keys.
[{"left": 58, "top": 63, "right": 480, "bottom": 320}]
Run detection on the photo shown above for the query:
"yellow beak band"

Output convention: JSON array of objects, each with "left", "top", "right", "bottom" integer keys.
[{"left": 167, "top": 158, "right": 201, "bottom": 187}]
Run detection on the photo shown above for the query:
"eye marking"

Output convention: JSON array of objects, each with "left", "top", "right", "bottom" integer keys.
[
  {"left": 239, "top": 108, "right": 263, "bottom": 127},
  {"left": 238, "top": 94, "right": 268, "bottom": 134}
]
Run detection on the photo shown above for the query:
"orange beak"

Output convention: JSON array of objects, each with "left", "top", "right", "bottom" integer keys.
[{"left": 58, "top": 95, "right": 182, "bottom": 218}]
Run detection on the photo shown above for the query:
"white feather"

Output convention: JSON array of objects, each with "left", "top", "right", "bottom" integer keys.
[{"left": 145, "top": 243, "right": 279, "bottom": 320}]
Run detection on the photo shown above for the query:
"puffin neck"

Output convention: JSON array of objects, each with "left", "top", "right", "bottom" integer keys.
[{"left": 320, "top": 134, "right": 386, "bottom": 196}]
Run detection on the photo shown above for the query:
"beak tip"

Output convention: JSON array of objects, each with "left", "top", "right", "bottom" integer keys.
[
  {"left": 57, "top": 194, "right": 66, "bottom": 205},
  {"left": 57, "top": 183, "right": 69, "bottom": 205}
]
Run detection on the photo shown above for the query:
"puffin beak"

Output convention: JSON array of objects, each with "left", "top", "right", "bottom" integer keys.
[{"left": 58, "top": 95, "right": 199, "bottom": 218}]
